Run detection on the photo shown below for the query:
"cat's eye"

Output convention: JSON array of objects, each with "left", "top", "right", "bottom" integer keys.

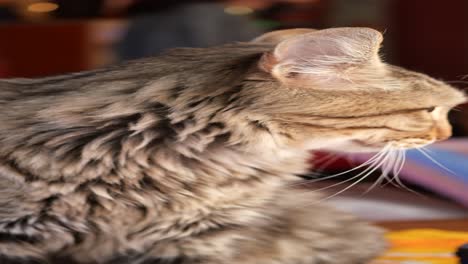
[{"left": 426, "top": 106, "right": 436, "bottom": 113}]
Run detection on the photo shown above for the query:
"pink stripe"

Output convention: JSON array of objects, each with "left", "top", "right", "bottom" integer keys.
[
  {"left": 430, "top": 139, "right": 468, "bottom": 155},
  {"left": 395, "top": 163, "right": 468, "bottom": 206}
]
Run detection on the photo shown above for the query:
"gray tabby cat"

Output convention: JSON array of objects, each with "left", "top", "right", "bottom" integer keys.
[{"left": 0, "top": 28, "right": 465, "bottom": 264}]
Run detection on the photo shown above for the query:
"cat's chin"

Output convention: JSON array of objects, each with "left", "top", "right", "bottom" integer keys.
[
  {"left": 388, "top": 140, "right": 435, "bottom": 150},
  {"left": 326, "top": 145, "right": 383, "bottom": 153},
  {"left": 308, "top": 139, "right": 385, "bottom": 153},
  {"left": 341, "top": 139, "right": 435, "bottom": 152}
]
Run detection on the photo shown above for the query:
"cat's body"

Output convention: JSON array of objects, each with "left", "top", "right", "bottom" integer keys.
[{"left": 0, "top": 28, "right": 464, "bottom": 263}]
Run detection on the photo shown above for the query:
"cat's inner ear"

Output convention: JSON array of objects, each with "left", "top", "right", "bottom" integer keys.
[
  {"left": 252, "top": 28, "right": 317, "bottom": 44},
  {"left": 260, "top": 27, "right": 384, "bottom": 84}
]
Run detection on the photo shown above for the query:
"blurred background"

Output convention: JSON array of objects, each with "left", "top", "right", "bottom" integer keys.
[{"left": 0, "top": 0, "right": 467, "bottom": 218}]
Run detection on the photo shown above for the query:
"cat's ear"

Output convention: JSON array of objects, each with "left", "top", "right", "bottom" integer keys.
[
  {"left": 252, "top": 28, "right": 317, "bottom": 44},
  {"left": 260, "top": 27, "right": 383, "bottom": 84}
]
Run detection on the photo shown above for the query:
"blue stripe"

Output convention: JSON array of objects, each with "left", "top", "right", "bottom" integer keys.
[{"left": 405, "top": 147, "right": 468, "bottom": 184}]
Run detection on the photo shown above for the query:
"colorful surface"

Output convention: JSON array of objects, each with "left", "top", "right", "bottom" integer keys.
[
  {"left": 401, "top": 139, "right": 468, "bottom": 207},
  {"left": 312, "top": 138, "right": 468, "bottom": 207},
  {"left": 376, "top": 229, "right": 468, "bottom": 264}
]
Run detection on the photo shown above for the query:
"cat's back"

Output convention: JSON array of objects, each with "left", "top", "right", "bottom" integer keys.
[
  {"left": 0, "top": 43, "right": 268, "bottom": 103},
  {"left": 0, "top": 57, "right": 174, "bottom": 143},
  {"left": 0, "top": 58, "right": 161, "bottom": 99}
]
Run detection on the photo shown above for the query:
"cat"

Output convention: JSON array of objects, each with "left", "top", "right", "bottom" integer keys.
[{"left": 0, "top": 27, "right": 465, "bottom": 264}]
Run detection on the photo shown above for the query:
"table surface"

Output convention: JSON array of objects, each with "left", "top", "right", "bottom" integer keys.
[{"left": 377, "top": 218, "right": 468, "bottom": 231}]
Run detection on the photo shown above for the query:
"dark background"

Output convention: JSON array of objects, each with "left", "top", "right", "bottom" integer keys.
[{"left": 0, "top": 0, "right": 467, "bottom": 135}]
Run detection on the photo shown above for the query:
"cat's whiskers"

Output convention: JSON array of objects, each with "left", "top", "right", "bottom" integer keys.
[
  {"left": 291, "top": 148, "right": 391, "bottom": 208},
  {"left": 315, "top": 146, "right": 393, "bottom": 202},
  {"left": 390, "top": 149, "right": 421, "bottom": 195},
  {"left": 411, "top": 147, "right": 459, "bottom": 196},
  {"left": 363, "top": 147, "right": 397, "bottom": 193},
  {"left": 319, "top": 152, "right": 358, "bottom": 177},
  {"left": 288, "top": 146, "right": 389, "bottom": 188},
  {"left": 305, "top": 153, "right": 342, "bottom": 179},
  {"left": 369, "top": 147, "right": 420, "bottom": 196},
  {"left": 312, "top": 152, "right": 337, "bottom": 164},
  {"left": 417, "top": 147, "right": 456, "bottom": 175},
  {"left": 377, "top": 149, "right": 401, "bottom": 189},
  {"left": 313, "top": 155, "right": 342, "bottom": 174},
  {"left": 297, "top": 152, "right": 333, "bottom": 179},
  {"left": 385, "top": 149, "right": 405, "bottom": 188},
  {"left": 295, "top": 142, "right": 446, "bottom": 205},
  {"left": 291, "top": 142, "right": 442, "bottom": 208},
  {"left": 308, "top": 146, "right": 391, "bottom": 193},
  {"left": 419, "top": 146, "right": 436, "bottom": 156}
]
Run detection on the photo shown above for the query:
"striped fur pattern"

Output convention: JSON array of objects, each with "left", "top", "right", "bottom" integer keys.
[{"left": 0, "top": 28, "right": 465, "bottom": 263}]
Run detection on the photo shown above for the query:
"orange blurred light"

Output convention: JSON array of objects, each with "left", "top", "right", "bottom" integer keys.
[{"left": 27, "top": 2, "right": 59, "bottom": 13}]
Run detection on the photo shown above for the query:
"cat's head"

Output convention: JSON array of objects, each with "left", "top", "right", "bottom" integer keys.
[{"left": 244, "top": 27, "right": 466, "bottom": 152}]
